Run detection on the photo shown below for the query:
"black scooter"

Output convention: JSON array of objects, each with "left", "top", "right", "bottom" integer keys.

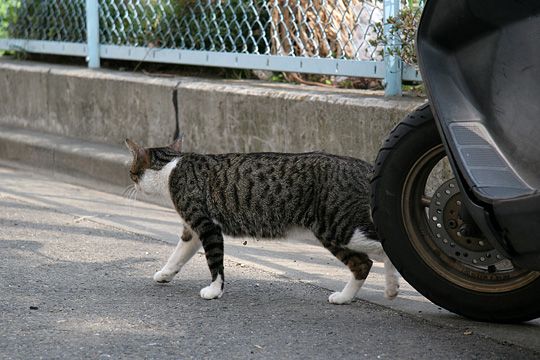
[{"left": 371, "top": 0, "right": 540, "bottom": 322}]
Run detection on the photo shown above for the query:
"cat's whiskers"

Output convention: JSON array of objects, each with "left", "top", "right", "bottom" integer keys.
[
  {"left": 122, "top": 184, "right": 135, "bottom": 198},
  {"left": 130, "top": 186, "right": 139, "bottom": 203},
  {"left": 122, "top": 184, "right": 140, "bottom": 215}
]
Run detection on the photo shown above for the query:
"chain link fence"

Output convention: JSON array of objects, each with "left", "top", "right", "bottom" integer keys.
[
  {"left": 5, "top": 1, "right": 86, "bottom": 42},
  {"left": 0, "top": 0, "right": 423, "bottom": 95}
]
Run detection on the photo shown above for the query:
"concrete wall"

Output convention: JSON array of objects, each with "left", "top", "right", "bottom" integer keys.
[
  {"left": 0, "top": 60, "right": 178, "bottom": 148},
  {"left": 178, "top": 82, "right": 422, "bottom": 162},
  {"left": 0, "top": 59, "right": 425, "bottom": 163}
]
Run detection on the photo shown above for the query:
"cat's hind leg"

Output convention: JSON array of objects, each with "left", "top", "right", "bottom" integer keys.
[
  {"left": 382, "top": 256, "right": 400, "bottom": 300},
  {"left": 346, "top": 230, "right": 400, "bottom": 300},
  {"left": 323, "top": 243, "right": 373, "bottom": 305},
  {"left": 154, "top": 228, "right": 201, "bottom": 283}
]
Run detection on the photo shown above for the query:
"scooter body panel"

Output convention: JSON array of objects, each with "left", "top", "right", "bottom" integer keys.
[{"left": 417, "top": 0, "right": 540, "bottom": 269}]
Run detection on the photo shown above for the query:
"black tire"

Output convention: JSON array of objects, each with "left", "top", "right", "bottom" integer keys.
[{"left": 370, "top": 103, "right": 540, "bottom": 323}]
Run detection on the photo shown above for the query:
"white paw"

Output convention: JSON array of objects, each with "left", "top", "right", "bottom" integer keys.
[
  {"left": 153, "top": 269, "right": 177, "bottom": 283},
  {"left": 384, "top": 284, "right": 399, "bottom": 300},
  {"left": 200, "top": 285, "right": 223, "bottom": 300},
  {"left": 328, "top": 291, "right": 353, "bottom": 305}
]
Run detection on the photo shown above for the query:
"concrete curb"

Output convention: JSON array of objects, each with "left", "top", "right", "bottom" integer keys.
[{"left": 0, "top": 125, "right": 131, "bottom": 191}]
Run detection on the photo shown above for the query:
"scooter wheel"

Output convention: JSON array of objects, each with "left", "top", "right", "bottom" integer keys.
[{"left": 371, "top": 103, "right": 540, "bottom": 323}]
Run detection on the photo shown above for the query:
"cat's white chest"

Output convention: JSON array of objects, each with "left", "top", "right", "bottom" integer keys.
[{"left": 139, "top": 158, "right": 179, "bottom": 197}]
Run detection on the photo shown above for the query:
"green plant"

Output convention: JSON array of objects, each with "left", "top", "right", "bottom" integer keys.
[
  {"left": 4, "top": 0, "right": 86, "bottom": 42},
  {"left": 369, "top": 0, "right": 423, "bottom": 66},
  {"left": 271, "top": 73, "right": 285, "bottom": 82},
  {"left": 0, "top": 0, "right": 18, "bottom": 56},
  {"left": 0, "top": 0, "right": 18, "bottom": 39}
]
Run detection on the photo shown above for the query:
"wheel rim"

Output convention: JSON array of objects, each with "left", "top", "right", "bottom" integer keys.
[{"left": 401, "top": 144, "right": 539, "bottom": 293}]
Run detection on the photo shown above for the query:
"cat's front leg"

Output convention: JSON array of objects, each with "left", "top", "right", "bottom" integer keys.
[
  {"left": 154, "top": 228, "right": 202, "bottom": 283},
  {"left": 191, "top": 218, "right": 225, "bottom": 300}
]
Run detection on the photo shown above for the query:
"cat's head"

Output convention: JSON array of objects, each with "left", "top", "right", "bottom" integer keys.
[{"left": 124, "top": 137, "right": 183, "bottom": 195}]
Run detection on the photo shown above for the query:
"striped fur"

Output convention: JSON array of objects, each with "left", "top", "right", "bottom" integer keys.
[{"left": 126, "top": 139, "right": 399, "bottom": 303}]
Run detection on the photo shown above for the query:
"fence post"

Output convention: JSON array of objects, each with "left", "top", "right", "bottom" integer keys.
[
  {"left": 86, "top": 0, "right": 100, "bottom": 68},
  {"left": 383, "top": 0, "right": 402, "bottom": 96}
]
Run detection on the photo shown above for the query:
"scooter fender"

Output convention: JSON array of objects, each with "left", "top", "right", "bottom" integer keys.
[{"left": 416, "top": 0, "right": 540, "bottom": 270}]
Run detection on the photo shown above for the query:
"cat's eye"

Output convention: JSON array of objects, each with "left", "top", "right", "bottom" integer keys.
[{"left": 130, "top": 172, "right": 139, "bottom": 182}]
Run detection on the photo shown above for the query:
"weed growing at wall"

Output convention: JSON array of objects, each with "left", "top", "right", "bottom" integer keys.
[
  {"left": 0, "top": 0, "right": 18, "bottom": 39},
  {"left": 370, "top": 0, "right": 423, "bottom": 66}
]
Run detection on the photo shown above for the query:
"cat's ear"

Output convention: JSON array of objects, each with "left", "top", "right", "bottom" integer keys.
[
  {"left": 125, "top": 138, "right": 145, "bottom": 158},
  {"left": 169, "top": 134, "right": 183, "bottom": 153}
]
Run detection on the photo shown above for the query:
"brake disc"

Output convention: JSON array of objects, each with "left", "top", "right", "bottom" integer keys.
[{"left": 427, "top": 179, "right": 506, "bottom": 268}]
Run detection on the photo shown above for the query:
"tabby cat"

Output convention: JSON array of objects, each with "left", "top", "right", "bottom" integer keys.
[{"left": 125, "top": 138, "right": 399, "bottom": 304}]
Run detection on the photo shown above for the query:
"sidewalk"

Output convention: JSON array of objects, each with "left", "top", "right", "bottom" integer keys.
[{"left": 1, "top": 162, "right": 539, "bottom": 358}]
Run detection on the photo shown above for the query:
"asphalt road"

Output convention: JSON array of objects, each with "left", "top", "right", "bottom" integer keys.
[{"left": 1, "top": 164, "right": 539, "bottom": 359}]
